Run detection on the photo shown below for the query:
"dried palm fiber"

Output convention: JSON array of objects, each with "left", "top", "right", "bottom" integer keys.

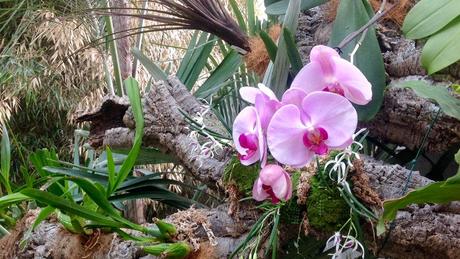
[
  {"left": 92, "top": 0, "right": 250, "bottom": 53},
  {"left": 245, "top": 24, "right": 281, "bottom": 77},
  {"left": 326, "top": 0, "right": 415, "bottom": 26}
]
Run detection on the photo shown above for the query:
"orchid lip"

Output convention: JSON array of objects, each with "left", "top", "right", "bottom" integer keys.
[
  {"left": 323, "top": 82, "right": 345, "bottom": 96},
  {"left": 303, "top": 127, "right": 329, "bottom": 155},
  {"left": 238, "top": 133, "right": 258, "bottom": 160},
  {"left": 262, "top": 184, "right": 280, "bottom": 204}
]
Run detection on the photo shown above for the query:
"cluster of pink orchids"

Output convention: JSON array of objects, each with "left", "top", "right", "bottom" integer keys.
[{"left": 232, "top": 45, "right": 372, "bottom": 204}]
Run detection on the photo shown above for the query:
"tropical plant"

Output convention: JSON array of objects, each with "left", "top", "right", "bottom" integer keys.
[
  {"left": 0, "top": 78, "right": 197, "bottom": 256},
  {"left": 402, "top": 0, "right": 460, "bottom": 74}
]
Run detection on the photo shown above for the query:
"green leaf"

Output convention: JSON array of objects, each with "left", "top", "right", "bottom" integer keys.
[
  {"left": 265, "top": 0, "right": 301, "bottom": 98},
  {"left": 112, "top": 78, "right": 144, "bottom": 193},
  {"left": 132, "top": 48, "right": 168, "bottom": 81},
  {"left": 380, "top": 147, "right": 460, "bottom": 229},
  {"left": 177, "top": 33, "right": 216, "bottom": 90},
  {"left": 329, "top": 0, "right": 386, "bottom": 121},
  {"left": 381, "top": 179, "right": 460, "bottom": 223},
  {"left": 44, "top": 166, "right": 109, "bottom": 184},
  {"left": 230, "top": 209, "right": 272, "bottom": 258},
  {"left": 109, "top": 189, "right": 194, "bottom": 210},
  {"left": 177, "top": 31, "right": 199, "bottom": 79},
  {"left": 456, "top": 149, "right": 460, "bottom": 172},
  {"left": 421, "top": 16, "right": 460, "bottom": 74},
  {"left": 229, "top": 0, "right": 248, "bottom": 33},
  {"left": 194, "top": 50, "right": 242, "bottom": 99},
  {"left": 114, "top": 147, "right": 176, "bottom": 165},
  {"left": 402, "top": 0, "right": 460, "bottom": 39},
  {"left": 20, "top": 188, "right": 124, "bottom": 228},
  {"left": 396, "top": 80, "right": 460, "bottom": 120},
  {"left": 0, "top": 192, "right": 29, "bottom": 208},
  {"left": 32, "top": 206, "right": 55, "bottom": 230},
  {"left": 1, "top": 125, "right": 12, "bottom": 194},
  {"left": 69, "top": 177, "right": 143, "bottom": 232},
  {"left": 106, "top": 147, "right": 116, "bottom": 195},
  {"left": 265, "top": 0, "right": 328, "bottom": 16},
  {"left": 282, "top": 28, "right": 303, "bottom": 76},
  {"left": 267, "top": 209, "right": 280, "bottom": 259},
  {"left": 247, "top": 0, "right": 256, "bottom": 36},
  {"left": 104, "top": 13, "right": 123, "bottom": 96},
  {"left": 259, "top": 31, "right": 278, "bottom": 62}
]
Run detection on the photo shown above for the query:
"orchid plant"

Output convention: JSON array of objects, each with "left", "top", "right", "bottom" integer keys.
[
  {"left": 231, "top": 45, "right": 374, "bottom": 258},
  {"left": 233, "top": 45, "right": 371, "bottom": 203}
]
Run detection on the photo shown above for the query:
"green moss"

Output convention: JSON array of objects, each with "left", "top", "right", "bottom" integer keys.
[
  {"left": 223, "top": 156, "right": 260, "bottom": 194},
  {"left": 291, "top": 170, "right": 301, "bottom": 188},
  {"left": 306, "top": 176, "right": 349, "bottom": 233}
]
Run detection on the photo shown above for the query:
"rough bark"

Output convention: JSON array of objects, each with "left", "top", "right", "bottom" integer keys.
[
  {"left": 361, "top": 77, "right": 460, "bottom": 153},
  {"left": 78, "top": 76, "right": 231, "bottom": 188},
  {"left": 296, "top": 7, "right": 460, "bottom": 153},
  {"left": 362, "top": 156, "right": 460, "bottom": 258}
]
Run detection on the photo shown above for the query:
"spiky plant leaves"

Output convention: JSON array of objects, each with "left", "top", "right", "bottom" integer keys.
[
  {"left": 94, "top": 0, "right": 250, "bottom": 54},
  {"left": 264, "top": 0, "right": 301, "bottom": 98}
]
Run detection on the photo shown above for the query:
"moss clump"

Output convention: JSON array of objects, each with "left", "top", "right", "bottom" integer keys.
[
  {"left": 290, "top": 170, "right": 301, "bottom": 188},
  {"left": 223, "top": 156, "right": 260, "bottom": 194},
  {"left": 306, "top": 176, "right": 349, "bottom": 233}
]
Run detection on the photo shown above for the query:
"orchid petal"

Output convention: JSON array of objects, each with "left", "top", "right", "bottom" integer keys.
[
  {"left": 239, "top": 87, "right": 261, "bottom": 104},
  {"left": 239, "top": 84, "right": 279, "bottom": 104},
  {"left": 281, "top": 88, "right": 308, "bottom": 108},
  {"left": 332, "top": 57, "right": 372, "bottom": 105},
  {"left": 232, "top": 107, "right": 261, "bottom": 165},
  {"left": 252, "top": 178, "right": 269, "bottom": 201},
  {"left": 259, "top": 165, "right": 284, "bottom": 185},
  {"left": 267, "top": 105, "right": 314, "bottom": 167},
  {"left": 257, "top": 83, "right": 278, "bottom": 101},
  {"left": 310, "top": 45, "right": 340, "bottom": 77},
  {"left": 255, "top": 94, "right": 278, "bottom": 130},
  {"left": 255, "top": 165, "right": 292, "bottom": 202},
  {"left": 290, "top": 61, "right": 326, "bottom": 93},
  {"left": 301, "top": 92, "right": 357, "bottom": 148},
  {"left": 282, "top": 171, "right": 293, "bottom": 200}
]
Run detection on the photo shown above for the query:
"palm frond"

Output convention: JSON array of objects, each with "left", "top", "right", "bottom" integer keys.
[{"left": 91, "top": 0, "right": 250, "bottom": 54}]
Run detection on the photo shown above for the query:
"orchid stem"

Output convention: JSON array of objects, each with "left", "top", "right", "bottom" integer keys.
[
  {"left": 349, "top": 27, "right": 368, "bottom": 64},
  {"left": 336, "top": 0, "right": 394, "bottom": 50}
]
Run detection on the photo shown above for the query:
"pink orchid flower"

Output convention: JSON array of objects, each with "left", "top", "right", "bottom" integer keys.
[
  {"left": 267, "top": 91, "right": 357, "bottom": 167},
  {"left": 291, "top": 45, "right": 372, "bottom": 105},
  {"left": 240, "top": 84, "right": 281, "bottom": 130},
  {"left": 232, "top": 106, "right": 265, "bottom": 166},
  {"left": 252, "top": 164, "right": 292, "bottom": 204}
]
